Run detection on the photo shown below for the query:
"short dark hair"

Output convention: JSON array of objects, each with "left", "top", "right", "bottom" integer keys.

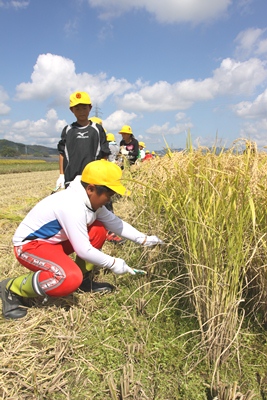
[{"left": 81, "top": 181, "right": 115, "bottom": 196}]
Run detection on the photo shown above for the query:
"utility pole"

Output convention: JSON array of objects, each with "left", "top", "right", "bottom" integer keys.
[{"left": 93, "top": 104, "right": 103, "bottom": 118}]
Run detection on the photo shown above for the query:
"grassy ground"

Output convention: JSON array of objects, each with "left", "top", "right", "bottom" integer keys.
[
  {"left": 0, "top": 168, "right": 266, "bottom": 399},
  {"left": 0, "top": 160, "right": 58, "bottom": 174}
]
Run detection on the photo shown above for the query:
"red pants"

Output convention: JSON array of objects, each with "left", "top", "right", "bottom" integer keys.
[{"left": 14, "top": 221, "right": 107, "bottom": 297}]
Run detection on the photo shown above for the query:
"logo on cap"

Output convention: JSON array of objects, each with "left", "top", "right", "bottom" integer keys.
[{"left": 76, "top": 93, "right": 82, "bottom": 99}]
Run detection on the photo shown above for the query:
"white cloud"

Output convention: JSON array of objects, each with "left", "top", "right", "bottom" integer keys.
[
  {"left": 118, "top": 57, "right": 267, "bottom": 112},
  {"left": 239, "top": 119, "right": 267, "bottom": 148},
  {"left": 144, "top": 120, "right": 191, "bottom": 149},
  {"left": 102, "top": 109, "right": 137, "bottom": 132},
  {"left": 6, "top": 47, "right": 267, "bottom": 149},
  {"left": 15, "top": 53, "right": 267, "bottom": 118},
  {"left": 97, "top": 23, "right": 114, "bottom": 41},
  {"left": 230, "top": 86, "right": 267, "bottom": 148},
  {"left": 256, "top": 38, "right": 267, "bottom": 56},
  {"left": 175, "top": 112, "right": 186, "bottom": 121},
  {"left": 10, "top": 0, "right": 29, "bottom": 8},
  {"left": 0, "top": 119, "right": 11, "bottom": 137},
  {"left": 0, "top": 102, "right": 11, "bottom": 115},
  {"left": 146, "top": 118, "right": 193, "bottom": 136},
  {"left": 234, "top": 27, "right": 267, "bottom": 58},
  {"left": 0, "top": 119, "right": 11, "bottom": 126},
  {"left": 87, "top": 0, "right": 232, "bottom": 24},
  {"left": 0, "top": 86, "right": 10, "bottom": 115},
  {"left": 64, "top": 19, "right": 79, "bottom": 38},
  {"left": 213, "top": 58, "right": 267, "bottom": 96},
  {"left": 0, "top": 0, "right": 29, "bottom": 9},
  {"left": 236, "top": 0, "right": 254, "bottom": 15},
  {"left": 194, "top": 135, "right": 228, "bottom": 148},
  {"left": 2, "top": 109, "right": 67, "bottom": 146},
  {"left": 15, "top": 53, "right": 134, "bottom": 106},
  {"left": 15, "top": 54, "right": 77, "bottom": 101},
  {"left": 117, "top": 80, "right": 205, "bottom": 112},
  {"left": 232, "top": 88, "right": 267, "bottom": 118}
]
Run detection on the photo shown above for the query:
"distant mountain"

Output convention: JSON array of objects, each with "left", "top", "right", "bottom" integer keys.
[
  {"left": 0, "top": 139, "right": 58, "bottom": 158},
  {"left": 157, "top": 148, "right": 184, "bottom": 155}
]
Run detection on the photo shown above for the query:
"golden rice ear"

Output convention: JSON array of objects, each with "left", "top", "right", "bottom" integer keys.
[{"left": 123, "top": 131, "right": 267, "bottom": 369}]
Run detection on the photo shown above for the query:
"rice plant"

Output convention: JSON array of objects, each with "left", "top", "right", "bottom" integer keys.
[
  {"left": 1, "top": 154, "right": 267, "bottom": 398},
  {"left": 126, "top": 136, "right": 267, "bottom": 375}
]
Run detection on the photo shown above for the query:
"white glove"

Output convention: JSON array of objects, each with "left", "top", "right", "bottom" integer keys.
[
  {"left": 56, "top": 174, "right": 65, "bottom": 189},
  {"left": 144, "top": 235, "right": 164, "bottom": 247},
  {"left": 137, "top": 236, "right": 164, "bottom": 247},
  {"left": 110, "top": 258, "right": 136, "bottom": 275},
  {"left": 121, "top": 148, "right": 129, "bottom": 155}
]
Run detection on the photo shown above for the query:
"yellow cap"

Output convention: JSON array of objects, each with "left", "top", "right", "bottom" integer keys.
[
  {"left": 151, "top": 151, "right": 155, "bottom": 154},
  {"left": 106, "top": 133, "right": 115, "bottom": 142},
  {"left": 81, "top": 160, "right": 130, "bottom": 196},
  {"left": 69, "top": 91, "right": 91, "bottom": 107},
  {"left": 139, "top": 141, "right": 145, "bottom": 148},
  {"left": 119, "top": 125, "right": 133, "bottom": 135},
  {"left": 90, "top": 116, "right": 102, "bottom": 125},
  {"left": 145, "top": 150, "right": 150, "bottom": 154}
]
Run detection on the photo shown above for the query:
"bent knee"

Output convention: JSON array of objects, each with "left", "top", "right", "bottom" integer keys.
[
  {"left": 42, "top": 267, "right": 83, "bottom": 297},
  {"left": 63, "top": 268, "right": 83, "bottom": 295}
]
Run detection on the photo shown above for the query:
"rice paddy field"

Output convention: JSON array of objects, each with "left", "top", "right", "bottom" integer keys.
[
  {"left": 0, "top": 147, "right": 267, "bottom": 399},
  {"left": 0, "top": 159, "right": 58, "bottom": 174}
]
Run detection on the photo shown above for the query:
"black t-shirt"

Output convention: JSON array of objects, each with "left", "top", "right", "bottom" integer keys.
[
  {"left": 119, "top": 137, "right": 139, "bottom": 164},
  {"left": 57, "top": 121, "right": 110, "bottom": 185}
]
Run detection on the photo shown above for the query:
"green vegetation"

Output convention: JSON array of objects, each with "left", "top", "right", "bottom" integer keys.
[
  {"left": 0, "top": 142, "right": 267, "bottom": 399},
  {"left": 0, "top": 139, "right": 58, "bottom": 158},
  {"left": 0, "top": 159, "right": 58, "bottom": 174}
]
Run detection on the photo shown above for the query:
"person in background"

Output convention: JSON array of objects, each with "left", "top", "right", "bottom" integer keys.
[
  {"left": 56, "top": 92, "right": 110, "bottom": 189},
  {"left": 143, "top": 150, "right": 153, "bottom": 162},
  {"left": 118, "top": 125, "right": 139, "bottom": 166},
  {"left": 138, "top": 142, "right": 146, "bottom": 161},
  {"left": 106, "top": 133, "right": 125, "bottom": 244},
  {"left": 87, "top": 118, "right": 123, "bottom": 243},
  {"left": 106, "top": 133, "right": 120, "bottom": 163},
  {"left": 89, "top": 116, "right": 103, "bottom": 125},
  {"left": 105, "top": 132, "right": 124, "bottom": 243},
  {"left": 151, "top": 151, "right": 156, "bottom": 158},
  {"left": 0, "top": 160, "right": 163, "bottom": 320}
]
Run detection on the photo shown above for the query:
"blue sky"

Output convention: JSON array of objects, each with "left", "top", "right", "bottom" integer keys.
[{"left": 0, "top": 0, "right": 267, "bottom": 151}]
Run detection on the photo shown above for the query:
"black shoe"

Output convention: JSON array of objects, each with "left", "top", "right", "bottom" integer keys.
[
  {"left": 0, "top": 279, "right": 27, "bottom": 319},
  {"left": 79, "top": 273, "right": 115, "bottom": 293}
]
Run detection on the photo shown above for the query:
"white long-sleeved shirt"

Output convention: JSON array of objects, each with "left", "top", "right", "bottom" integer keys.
[{"left": 13, "top": 176, "right": 146, "bottom": 269}]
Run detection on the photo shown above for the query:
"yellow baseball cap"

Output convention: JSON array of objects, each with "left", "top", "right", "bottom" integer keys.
[
  {"left": 81, "top": 160, "right": 130, "bottom": 196},
  {"left": 69, "top": 91, "right": 91, "bottom": 107},
  {"left": 139, "top": 141, "right": 145, "bottom": 148},
  {"left": 106, "top": 133, "right": 115, "bottom": 142},
  {"left": 90, "top": 116, "right": 102, "bottom": 125},
  {"left": 119, "top": 125, "right": 133, "bottom": 134}
]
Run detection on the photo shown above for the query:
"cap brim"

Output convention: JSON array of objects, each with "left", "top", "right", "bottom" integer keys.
[{"left": 108, "top": 184, "right": 131, "bottom": 196}]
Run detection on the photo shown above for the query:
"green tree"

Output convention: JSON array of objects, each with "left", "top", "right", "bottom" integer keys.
[{"left": 0, "top": 146, "right": 20, "bottom": 157}]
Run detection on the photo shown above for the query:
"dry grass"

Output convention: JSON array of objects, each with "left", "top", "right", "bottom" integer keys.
[
  {"left": 0, "top": 170, "right": 186, "bottom": 400},
  {"left": 0, "top": 159, "right": 267, "bottom": 399},
  {"left": 121, "top": 146, "right": 267, "bottom": 397}
]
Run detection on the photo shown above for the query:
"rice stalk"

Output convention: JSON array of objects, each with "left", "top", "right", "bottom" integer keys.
[{"left": 125, "top": 138, "right": 267, "bottom": 369}]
